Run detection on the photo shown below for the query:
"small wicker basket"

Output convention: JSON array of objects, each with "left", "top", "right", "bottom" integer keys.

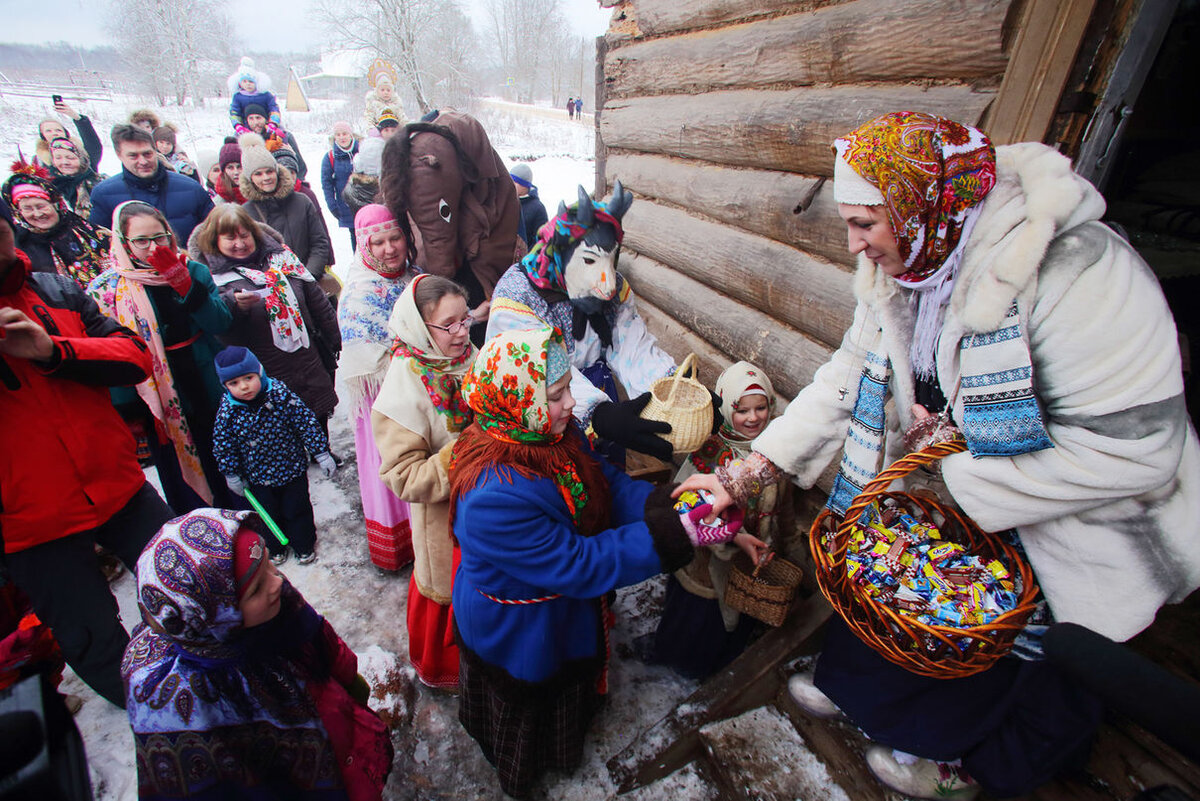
[
  {"left": 808, "top": 438, "right": 1040, "bottom": 679},
  {"left": 640, "top": 354, "right": 713, "bottom": 454},
  {"left": 724, "top": 551, "right": 804, "bottom": 627}
]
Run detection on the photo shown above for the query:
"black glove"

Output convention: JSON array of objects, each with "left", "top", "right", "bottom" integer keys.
[
  {"left": 591, "top": 392, "right": 673, "bottom": 461},
  {"left": 348, "top": 673, "right": 371, "bottom": 705},
  {"left": 709, "top": 389, "right": 723, "bottom": 434}
]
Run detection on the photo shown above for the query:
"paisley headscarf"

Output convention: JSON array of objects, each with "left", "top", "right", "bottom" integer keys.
[
  {"left": 122, "top": 509, "right": 345, "bottom": 798},
  {"left": 450, "top": 327, "right": 611, "bottom": 535},
  {"left": 833, "top": 111, "right": 997, "bottom": 378},
  {"left": 87, "top": 201, "right": 213, "bottom": 504},
  {"left": 519, "top": 199, "right": 624, "bottom": 293},
  {"left": 1, "top": 170, "right": 109, "bottom": 288},
  {"left": 372, "top": 273, "right": 475, "bottom": 435}
]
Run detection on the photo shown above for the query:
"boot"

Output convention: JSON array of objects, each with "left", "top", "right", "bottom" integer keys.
[
  {"left": 865, "top": 746, "right": 981, "bottom": 800},
  {"left": 787, "top": 672, "right": 843, "bottom": 719}
]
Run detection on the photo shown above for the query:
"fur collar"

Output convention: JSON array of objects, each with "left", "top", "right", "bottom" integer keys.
[
  {"left": 854, "top": 143, "right": 1106, "bottom": 333},
  {"left": 240, "top": 166, "right": 296, "bottom": 203}
]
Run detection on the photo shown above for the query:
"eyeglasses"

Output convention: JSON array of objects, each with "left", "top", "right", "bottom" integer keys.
[
  {"left": 425, "top": 315, "right": 475, "bottom": 335},
  {"left": 124, "top": 233, "right": 172, "bottom": 251}
]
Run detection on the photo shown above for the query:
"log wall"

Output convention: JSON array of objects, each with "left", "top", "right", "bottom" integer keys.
[{"left": 599, "top": 0, "right": 1018, "bottom": 431}]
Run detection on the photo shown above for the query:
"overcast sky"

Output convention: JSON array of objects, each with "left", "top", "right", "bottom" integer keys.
[{"left": 2, "top": 0, "right": 613, "bottom": 51}]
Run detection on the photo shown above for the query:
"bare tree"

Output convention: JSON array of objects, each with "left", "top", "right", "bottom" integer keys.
[
  {"left": 486, "top": 0, "right": 570, "bottom": 104},
  {"left": 105, "top": 0, "right": 233, "bottom": 105},
  {"left": 314, "top": 0, "right": 477, "bottom": 115}
]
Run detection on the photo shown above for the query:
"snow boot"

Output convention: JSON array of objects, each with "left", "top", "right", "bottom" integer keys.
[
  {"left": 865, "top": 746, "right": 981, "bottom": 800},
  {"left": 787, "top": 672, "right": 843, "bottom": 719}
]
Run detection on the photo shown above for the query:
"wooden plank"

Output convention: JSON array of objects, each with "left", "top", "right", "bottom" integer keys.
[
  {"left": 607, "top": 594, "right": 833, "bottom": 794},
  {"left": 983, "top": 0, "right": 1097, "bottom": 145},
  {"left": 601, "top": 85, "right": 996, "bottom": 176},
  {"left": 607, "top": 152, "right": 853, "bottom": 268},
  {"left": 631, "top": 0, "right": 846, "bottom": 37},
  {"left": 1084, "top": 724, "right": 1200, "bottom": 800},
  {"left": 622, "top": 252, "right": 836, "bottom": 401},
  {"left": 622, "top": 200, "right": 856, "bottom": 348},
  {"left": 1115, "top": 718, "right": 1200, "bottom": 795},
  {"left": 605, "top": 0, "right": 1010, "bottom": 99}
]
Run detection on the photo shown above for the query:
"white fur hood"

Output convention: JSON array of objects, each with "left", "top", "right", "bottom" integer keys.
[{"left": 854, "top": 142, "right": 1108, "bottom": 333}]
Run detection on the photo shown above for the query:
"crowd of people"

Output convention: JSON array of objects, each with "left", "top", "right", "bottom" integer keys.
[{"left": 1, "top": 51, "right": 1197, "bottom": 801}]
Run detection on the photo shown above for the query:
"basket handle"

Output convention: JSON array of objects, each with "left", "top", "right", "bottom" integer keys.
[
  {"left": 835, "top": 438, "right": 968, "bottom": 545},
  {"left": 665, "top": 353, "right": 698, "bottom": 408},
  {"left": 751, "top": 550, "right": 775, "bottom": 578}
]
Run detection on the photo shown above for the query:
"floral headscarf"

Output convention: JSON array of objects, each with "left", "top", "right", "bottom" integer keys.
[
  {"left": 689, "top": 361, "right": 777, "bottom": 473},
  {"left": 88, "top": 201, "right": 212, "bottom": 503},
  {"left": 519, "top": 199, "right": 624, "bottom": 293},
  {"left": 451, "top": 326, "right": 611, "bottom": 533},
  {"left": 1, "top": 170, "right": 108, "bottom": 288}
]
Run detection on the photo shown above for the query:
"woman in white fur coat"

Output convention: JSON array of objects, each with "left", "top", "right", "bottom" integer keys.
[{"left": 681, "top": 111, "right": 1200, "bottom": 800}]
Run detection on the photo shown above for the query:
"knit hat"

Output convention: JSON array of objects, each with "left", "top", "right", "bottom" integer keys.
[
  {"left": 244, "top": 103, "right": 268, "bottom": 120},
  {"left": 375, "top": 111, "right": 400, "bottom": 130},
  {"left": 546, "top": 340, "right": 570, "bottom": 385},
  {"left": 9, "top": 181, "right": 51, "bottom": 204},
  {"left": 152, "top": 126, "right": 176, "bottom": 146},
  {"left": 332, "top": 120, "right": 353, "bottom": 136},
  {"left": 215, "top": 345, "right": 264, "bottom": 384},
  {"left": 239, "top": 133, "right": 277, "bottom": 177},
  {"left": 509, "top": 163, "right": 533, "bottom": 188},
  {"left": 354, "top": 137, "right": 385, "bottom": 176},
  {"left": 272, "top": 145, "right": 300, "bottom": 175},
  {"left": 238, "top": 71, "right": 257, "bottom": 88},
  {"left": 832, "top": 153, "right": 885, "bottom": 206},
  {"left": 218, "top": 137, "right": 241, "bottom": 170}
]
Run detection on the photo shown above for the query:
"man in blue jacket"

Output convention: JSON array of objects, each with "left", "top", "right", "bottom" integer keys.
[{"left": 89, "top": 125, "right": 214, "bottom": 243}]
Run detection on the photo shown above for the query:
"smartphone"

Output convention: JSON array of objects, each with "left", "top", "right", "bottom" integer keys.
[{"left": 51, "top": 94, "right": 62, "bottom": 104}]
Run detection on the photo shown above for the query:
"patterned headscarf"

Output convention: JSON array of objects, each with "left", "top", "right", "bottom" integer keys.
[
  {"left": 1, "top": 171, "right": 108, "bottom": 289},
  {"left": 451, "top": 326, "right": 611, "bottom": 533},
  {"left": 355, "top": 203, "right": 406, "bottom": 277},
  {"left": 833, "top": 112, "right": 996, "bottom": 378},
  {"left": 519, "top": 199, "right": 624, "bottom": 293},
  {"left": 690, "top": 361, "right": 777, "bottom": 473}
]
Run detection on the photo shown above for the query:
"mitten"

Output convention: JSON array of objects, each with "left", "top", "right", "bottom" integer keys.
[
  {"left": 225, "top": 474, "right": 246, "bottom": 497},
  {"left": 147, "top": 245, "right": 192, "bottom": 296},
  {"left": 591, "top": 393, "right": 673, "bottom": 461},
  {"left": 234, "top": 123, "right": 251, "bottom": 135},
  {"left": 709, "top": 389, "right": 724, "bottom": 434},
  {"left": 348, "top": 673, "right": 371, "bottom": 705},
  {"left": 678, "top": 502, "right": 743, "bottom": 547},
  {"left": 266, "top": 121, "right": 285, "bottom": 138},
  {"left": 316, "top": 452, "right": 337, "bottom": 478}
]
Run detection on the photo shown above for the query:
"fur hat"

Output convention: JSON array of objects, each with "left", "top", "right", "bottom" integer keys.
[
  {"left": 354, "top": 137, "right": 385, "bottom": 177},
  {"left": 239, "top": 133, "right": 276, "bottom": 177},
  {"left": 219, "top": 137, "right": 241, "bottom": 170},
  {"left": 215, "top": 346, "right": 264, "bottom": 384},
  {"left": 244, "top": 103, "right": 268, "bottom": 120}
]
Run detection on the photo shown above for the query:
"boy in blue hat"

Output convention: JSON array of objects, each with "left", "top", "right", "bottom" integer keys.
[{"left": 212, "top": 346, "right": 336, "bottom": 564}]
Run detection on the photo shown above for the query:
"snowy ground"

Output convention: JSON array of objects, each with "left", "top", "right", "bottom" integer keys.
[{"left": 5, "top": 90, "right": 730, "bottom": 799}]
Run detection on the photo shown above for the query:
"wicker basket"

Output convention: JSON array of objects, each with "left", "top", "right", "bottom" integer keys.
[
  {"left": 808, "top": 439, "right": 1040, "bottom": 678},
  {"left": 640, "top": 354, "right": 713, "bottom": 454},
  {"left": 724, "top": 551, "right": 804, "bottom": 627}
]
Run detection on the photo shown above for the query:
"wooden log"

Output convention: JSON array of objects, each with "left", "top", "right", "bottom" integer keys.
[
  {"left": 607, "top": 152, "right": 853, "bottom": 268},
  {"left": 630, "top": 0, "right": 843, "bottom": 37},
  {"left": 601, "top": 85, "right": 995, "bottom": 176},
  {"left": 606, "top": 594, "right": 833, "bottom": 794},
  {"left": 605, "top": 0, "right": 1009, "bottom": 98},
  {"left": 621, "top": 200, "right": 856, "bottom": 348},
  {"left": 621, "top": 252, "right": 836, "bottom": 400}
]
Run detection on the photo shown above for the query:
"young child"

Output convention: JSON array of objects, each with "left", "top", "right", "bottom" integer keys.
[
  {"left": 212, "top": 345, "right": 337, "bottom": 564},
  {"left": 122, "top": 509, "right": 393, "bottom": 800},
  {"left": 151, "top": 126, "right": 199, "bottom": 182},
  {"left": 229, "top": 61, "right": 282, "bottom": 137},
  {"left": 650, "top": 361, "right": 798, "bottom": 679}
]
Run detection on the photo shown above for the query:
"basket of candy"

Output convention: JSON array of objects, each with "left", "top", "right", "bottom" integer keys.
[{"left": 808, "top": 439, "right": 1039, "bottom": 678}]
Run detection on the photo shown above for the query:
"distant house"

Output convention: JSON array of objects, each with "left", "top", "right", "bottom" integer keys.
[{"left": 300, "top": 50, "right": 372, "bottom": 98}]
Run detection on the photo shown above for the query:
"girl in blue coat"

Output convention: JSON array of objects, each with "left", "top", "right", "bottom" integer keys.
[
  {"left": 449, "top": 326, "right": 756, "bottom": 797},
  {"left": 321, "top": 121, "right": 360, "bottom": 249}
]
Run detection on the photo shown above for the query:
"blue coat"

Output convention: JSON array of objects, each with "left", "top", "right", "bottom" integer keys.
[
  {"left": 321, "top": 142, "right": 359, "bottom": 229},
  {"left": 452, "top": 442, "right": 687, "bottom": 682},
  {"left": 517, "top": 188, "right": 548, "bottom": 247},
  {"left": 211, "top": 377, "right": 329, "bottom": 486},
  {"left": 89, "top": 166, "right": 214, "bottom": 246},
  {"left": 229, "top": 90, "right": 280, "bottom": 130}
]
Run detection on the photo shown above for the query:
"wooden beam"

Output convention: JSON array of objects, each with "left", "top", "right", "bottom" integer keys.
[
  {"left": 601, "top": 85, "right": 996, "bottom": 175},
  {"left": 621, "top": 252, "right": 836, "bottom": 400},
  {"left": 984, "top": 0, "right": 1097, "bottom": 145},
  {"left": 605, "top": 0, "right": 1010, "bottom": 99},
  {"left": 621, "top": 200, "right": 856, "bottom": 348},
  {"left": 631, "top": 0, "right": 846, "bottom": 37},
  {"left": 607, "top": 152, "right": 854, "bottom": 268}
]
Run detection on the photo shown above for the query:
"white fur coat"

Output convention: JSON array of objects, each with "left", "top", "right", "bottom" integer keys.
[{"left": 757, "top": 143, "right": 1200, "bottom": 641}]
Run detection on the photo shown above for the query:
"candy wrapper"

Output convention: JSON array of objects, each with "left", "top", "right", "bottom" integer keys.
[
  {"left": 842, "top": 500, "right": 1019, "bottom": 652},
  {"left": 673, "top": 489, "right": 726, "bottom": 525}
]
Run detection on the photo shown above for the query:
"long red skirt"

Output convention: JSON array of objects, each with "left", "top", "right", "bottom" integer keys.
[{"left": 407, "top": 548, "right": 460, "bottom": 689}]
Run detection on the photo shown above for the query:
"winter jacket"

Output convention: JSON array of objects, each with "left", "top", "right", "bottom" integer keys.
[
  {"left": 33, "top": 114, "right": 102, "bottom": 169},
  {"left": 296, "top": 180, "right": 335, "bottom": 265},
  {"left": 228, "top": 90, "right": 280, "bottom": 132},
  {"left": 212, "top": 377, "right": 329, "bottom": 486},
  {"left": 166, "top": 151, "right": 201, "bottom": 182},
  {"left": 452, "top": 438, "right": 692, "bottom": 683},
  {"left": 241, "top": 166, "right": 332, "bottom": 279},
  {"left": 341, "top": 173, "right": 379, "bottom": 225},
  {"left": 89, "top": 164, "right": 214, "bottom": 247},
  {"left": 322, "top": 141, "right": 359, "bottom": 229},
  {"left": 191, "top": 230, "right": 341, "bottom": 418},
  {"left": 0, "top": 253, "right": 152, "bottom": 553},
  {"left": 756, "top": 143, "right": 1200, "bottom": 643},
  {"left": 488, "top": 267, "right": 676, "bottom": 427},
  {"left": 517, "top": 188, "right": 548, "bottom": 247}
]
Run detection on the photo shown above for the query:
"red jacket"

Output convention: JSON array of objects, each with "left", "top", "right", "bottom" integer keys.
[{"left": 0, "top": 252, "right": 153, "bottom": 553}]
